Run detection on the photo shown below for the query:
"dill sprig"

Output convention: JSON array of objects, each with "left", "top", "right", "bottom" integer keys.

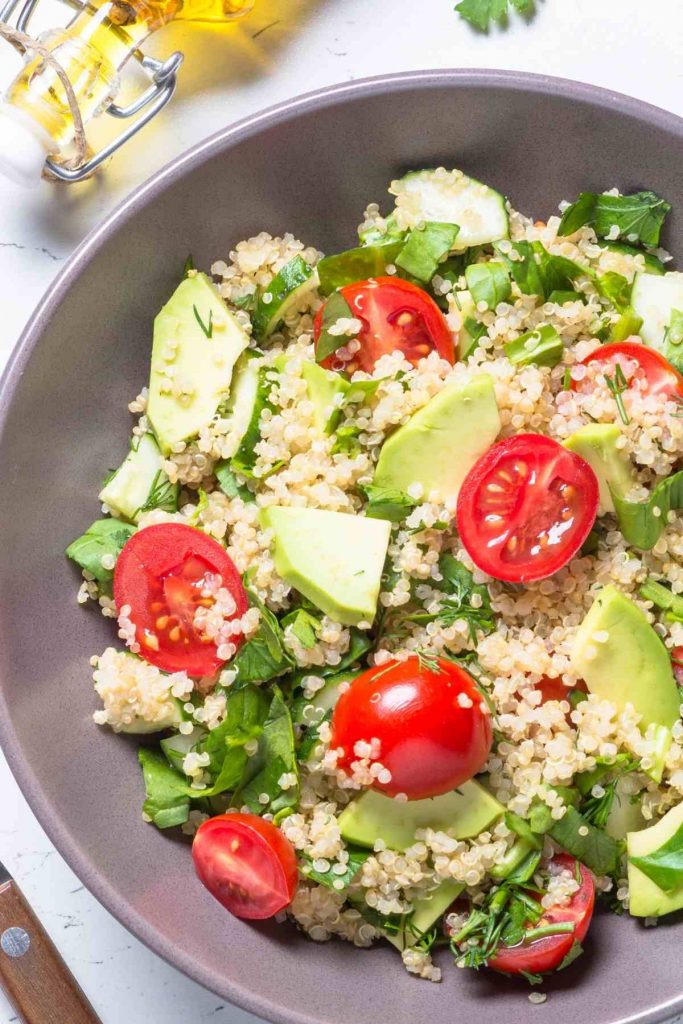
[
  {"left": 193, "top": 304, "right": 214, "bottom": 338},
  {"left": 603, "top": 362, "right": 630, "bottom": 425}
]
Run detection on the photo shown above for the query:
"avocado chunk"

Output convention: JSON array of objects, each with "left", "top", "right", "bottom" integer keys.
[
  {"left": 386, "top": 879, "right": 464, "bottom": 950},
  {"left": 605, "top": 776, "right": 646, "bottom": 840},
  {"left": 563, "top": 424, "right": 635, "bottom": 515},
  {"left": 147, "top": 273, "right": 249, "bottom": 455},
  {"left": 260, "top": 507, "right": 391, "bottom": 627},
  {"left": 372, "top": 375, "right": 501, "bottom": 505},
  {"left": 571, "top": 585, "right": 680, "bottom": 732},
  {"left": 628, "top": 801, "right": 683, "bottom": 917},
  {"left": 338, "top": 779, "right": 503, "bottom": 852},
  {"left": 302, "top": 362, "right": 348, "bottom": 434}
]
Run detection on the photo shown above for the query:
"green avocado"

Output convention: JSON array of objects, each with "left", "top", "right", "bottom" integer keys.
[
  {"left": 302, "top": 362, "right": 348, "bottom": 434},
  {"left": 605, "top": 776, "right": 646, "bottom": 840},
  {"left": 338, "top": 780, "right": 504, "bottom": 852},
  {"left": 260, "top": 506, "right": 391, "bottom": 627},
  {"left": 147, "top": 272, "right": 249, "bottom": 455},
  {"left": 372, "top": 375, "right": 501, "bottom": 505},
  {"left": 563, "top": 423, "right": 635, "bottom": 515},
  {"left": 628, "top": 801, "right": 683, "bottom": 917},
  {"left": 571, "top": 585, "right": 680, "bottom": 733},
  {"left": 386, "top": 879, "right": 464, "bottom": 950}
]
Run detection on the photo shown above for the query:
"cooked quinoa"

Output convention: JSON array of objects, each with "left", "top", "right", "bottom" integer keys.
[{"left": 67, "top": 169, "right": 683, "bottom": 988}]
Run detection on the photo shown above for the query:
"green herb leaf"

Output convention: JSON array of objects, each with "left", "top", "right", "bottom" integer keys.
[
  {"left": 282, "top": 607, "right": 322, "bottom": 649},
  {"left": 612, "top": 469, "right": 683, "bottom": 550},
  {"left": 430, "top": 554, "right": 495, "bottom": 643},
  {"left": 461, "top": 316, "right": 487, "bottom": 359},
  {"left": 465, "top": 261, "right": 511, "bottom": 310},
  {"left": 331, "top": 424, "right": 362, "bottom": 456},
  {"left": 558, "top": 941, "right": 584, "bottom": 971},
  {"left": 198, "top": 684, "right": 270, "bottom": 794},
  {"left": 596, "top": 272, "right": 631, "bottom": 313},
  {"left": 138, "top": 748, "right": 192, "bottom": 829},
  {"left": 549, "top": 806, "right": 620, "bottom": 876},
  {"left": 630, "top": 821, "right": 683, "bottom": 892},
  {"left": 65, "top": 518, "right": 135, "bottom": 582},
  {"left": 214, "top": 460, "right": 254, "bottom": 502},
  {"left": 183, "top": 254, "right": 194, "bottom": 276},
  {"left": 519, "top": 970, "right": 544, "bottom": 986},
  {"left": 455, "top": 0, "right": 532, "bottom": 31},
  {"left": 504, "top": 324, "right": 563, "bottom": 368},
  {"left": 363, "top": 484, "right": 418, "bottom": 523},
  {"left": 241, "top": 687, "right": 299, "bottom": 818},
  {"left": 315, "top": 292, "right": 357, "bottom": 364},
  {"left": 193, "top": 304, "right": 213, "bottom": 338},
  {"left": 231, "top": 590, "right": 295, "bottom": 684},
  {"left": 559, "top": 191, "right": 671, "bottom": 247},
  {"left": 134, "top": 469, "right": 179, "bottom": 518},
  {"left": 302, "top": 845, "right": 370, "bottom": 889},
  {"left": 318, "top": 241, "right": 405, "bottom": 295},
  {"left": 603, "top": 362, "right": 631, "bottom": 425},
  {"left": 334, "top": 629, "right": 373, "bottom": 673},
  {"left": 395, "top": 222, "right": 460, "bottom": 283}
]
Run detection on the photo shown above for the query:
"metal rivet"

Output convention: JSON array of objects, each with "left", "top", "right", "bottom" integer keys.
[{"left": 1, "top": 927, "right": 31, "bottom": 958}]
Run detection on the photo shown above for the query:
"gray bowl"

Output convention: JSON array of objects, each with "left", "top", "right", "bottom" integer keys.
[{"left": 1, "top": 70, "right": 682, "bottom": 1024}]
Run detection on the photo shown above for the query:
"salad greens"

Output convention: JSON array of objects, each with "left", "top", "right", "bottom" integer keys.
[
  {"left": 66, "top": 518, "right": 135, "bottom": 583},
  {"left": 559, "top": 190, "right": 671, "bottom": 247},
  {"left": 454, "top": 0, "right": 533, "bottom": 32}
]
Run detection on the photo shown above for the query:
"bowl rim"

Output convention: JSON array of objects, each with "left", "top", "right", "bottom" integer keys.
[{"left": 1, "top": 68, "right": 682, "bottom": 1024}]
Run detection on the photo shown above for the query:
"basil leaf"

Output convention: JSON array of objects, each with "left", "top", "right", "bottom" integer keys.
[
  {"left": 504, "top": 324, "right": 563, "bottom": 368},
  {"left": 302, "top": 846, "right": 370, "bottom": 889},
  {"left": 138, "top": 748, "right": 192, "bottom": 829},
  {"left": 65, "top": 518, "right": 135, "bottom": 582},
  {"left": 333, "top": 628, "right": 372, "bottom": 673},
  {"left": 596, "top": 272, "right": 631, "bottom": 313},
  {"left": 282, "top": 607, "right": 321, "bottom": 649},
  {"left": 315, "top": 292, "right": 357, "bottom": 363},
  {"left": 611, "top": 470, "right": 683, "bottom": 550},
  {"left": 395, "top": 222, "right": 460, "bottom": 283},
  {"left": 461, "top": 316, "right": 488, "bottom": 360},
  {"left": 559, "top": 190, "right": 671, "bottom": 247},
  {"left": 533, "top": 243, "right": 589, "bottom": 296},
  {"left": 231, "top": 590, "right": 294, "bottom": 684},
  {"left": 318, "top": 241, "right": 404, "bottom": 295},
  {"left": 549, "top": 290, "right": 586, "bottom": 306},
  {"left": 630, "top": 821, "right": 683, "bottom": 892},
  {"left": 549, "top": 806, "right": 620, "bottom": 876},
  {"left": 557, "top": 941, "right": 584, "bottom": 971},
  {"left": 492, "top": 240, "right": 545, "bottom": 298},
  {"left": 465, "top": 261, "right": 511, "bottom": 309},
  {"left": 241, "top": 687, "right": 299, "bottom": 818},
  {"left": 214, "top": 460, "right": 254, "bottom": 502},
  {"left": 363, "top": 484, "right": 417, "bottom": 523},
  {"left": 662, "top": 308, "right": 683, "bottom": 372},
  {"left": 198, "top": 684, "right": 270, "bottom": 794}
]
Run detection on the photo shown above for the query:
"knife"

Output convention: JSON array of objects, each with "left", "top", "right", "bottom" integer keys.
[{"left": 0, "top": 859, "right": 101, "bottom": 1024}]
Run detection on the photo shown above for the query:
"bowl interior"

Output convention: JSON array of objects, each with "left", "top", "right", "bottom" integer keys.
[{"left": 1, "top": 72, "right": 682, "bottom": 1024}]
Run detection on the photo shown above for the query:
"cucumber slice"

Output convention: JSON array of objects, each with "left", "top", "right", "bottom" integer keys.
[
  {"left": 230, "top": 366, "right": 277, "bottom": 478},
  {"left": 389, "top": 168, "right": 508, "bottom": 250},
  {"left": 291, "top": 670, "right": 356, "bottom": 726},
  {"left": 222, "top": 352, "right": 260, "bottom": 454},
  {"left": 631, "top": 271, "right": 683, "bottom": 351},
  {"left": 251, "top": 256, "right": 318, "bottom": 341},
  {"left": 603, "top": 242, "right": 665, "bottom": 276},
  {"left": 119, "top": 697, "right": 184, "bottom": 735},
  {"left": 99, "top": 433, "right": 178, "bottom": 523},
  {"left": 160, "top": 725, "right": 206, "bottom": 770}
]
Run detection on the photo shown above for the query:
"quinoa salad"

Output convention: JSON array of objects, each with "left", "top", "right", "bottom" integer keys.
[{"left": 67, "top": 168, "right": 683, "bottom": 990}]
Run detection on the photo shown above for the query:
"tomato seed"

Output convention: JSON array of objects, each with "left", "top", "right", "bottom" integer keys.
[
  {"left": 156, "top": 615, "right": 169, "bottom": 630},
  {"left": 169, "top": 626, "right": 182, "bottom": 642}
]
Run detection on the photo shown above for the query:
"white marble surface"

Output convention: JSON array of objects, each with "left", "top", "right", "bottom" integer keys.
[{"left": 1, "top": 0, "right": 683, "bottom": 1021}]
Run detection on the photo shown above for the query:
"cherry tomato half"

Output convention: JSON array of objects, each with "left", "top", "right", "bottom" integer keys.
[
  {"left": 573, "top": 341, "right": 683, "bottom": 401},
  {"left": 456, "top": 434, "right": 599, "bottom": 584},
  {"left": 534, "top": 675, "right": 587, "bottom": 705},
  {"left": 192, "top": 813, "right": 298, "bottom": 920},
  {"left": 314, "top": 277, "right": 454, "bottom": 374},
  {"left": 329, "top": 656, "right": 492, "bottom": 800},
  {"left": 671, "top": 646, "right": 683, "bottom": 687},
  {"left": 114, "top": 523, "right": 248, "bottom": 677},
  {"left": 488, "top": 854, "right": 594, "bottom": 976}
]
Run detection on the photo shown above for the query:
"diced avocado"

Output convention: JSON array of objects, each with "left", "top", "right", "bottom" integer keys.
[
  {"left": 563, "top": 424, "right": 635, "bottom": 515},
  {"left": 251, "top": 256, "right": 318, "bottom": 341},
  {"left": 372, "top": 375, "right": 501, "bottom": 505},
  {"left": 338, "top": 780, "right": 504, "bottom": 852},
  {"left": 605, "top": 777, "right": 646, "bottom": 841},
  {"left": 571, "top": 585, "right": 680, "bottom": 732},
  {"left": 302, "top": 362, "right": 348, "bottom": 434},
  {"left": 221, "top": 351, "right": 260, "bottom": 454},
  {"left": 260, "top": 507, "right": 391, "bottom": 627},
  {"left": 99, "top": 432, "right": 177, "bottom": 523},
  {"left": 389, "top": 168, "right": 509, "bottom": 250},
  {"left": 631, "top": 271, "right": 683, "bottom": 351},
  {"left": 386, "top": 879, "right": 464, "bottom": 950},
  {"left": 628, "top": 801, "right": 683, "bottom": 917},
  {"left": 147, "top": 273, "right": 249, "bottom": 455}
]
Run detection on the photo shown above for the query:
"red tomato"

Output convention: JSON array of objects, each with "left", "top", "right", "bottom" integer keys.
[
  {"left": 534, "top": 675, "right": 587, "bottom": 704},
  {"left": 192, "top": 813, "right": 298, "bottom": 920},
  {"left": 488, "top": 854, "right": 595, "bottom": 976},
  {"left": 114, "top": 523, "right": 248, "bottom": 677},
  {"left": 671, "top": 646, "right": 683, "bottom": 687},
  {"left": 314, "top": 277, "right": 454, "bottom": 373},
  {"left": 456, "top": 434, "right": 599, "bottom": 584},
  {"left": 329, "top": 656, "right": 492, "bottom": 800},
  {"left": 573, "top": 341, "right": 683, "bottom": 401}
]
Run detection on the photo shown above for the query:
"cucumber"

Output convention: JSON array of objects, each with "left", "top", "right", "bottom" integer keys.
[
  {"left": 631, "top": 271, "right": 683, "bottom": 351},
  {"left": 230, "top": 366, "right": 278, "bottom": 478},
  {"left": 291, "top": 670, "right": 356, "bottom": 726},
  {"left": 120, "top": 697, "right": 184, "bottom": 735},
  {"left": 160, "top": 724, "right": 206, "bottom": 769},
  {"left": 603, "top": 242, "right": 665, "bottom": 276},
  {"left": 99, "top": 432, "right": 178, "bottom": 523},
  {"left": 251, "top": 256, "right": 318, "bottom": 341},
  {"left": 389, "top": 168, "right": 508, "bottom": 251},
  {"left": 222, "top": 352, "right": 260, "bottom": 453}
]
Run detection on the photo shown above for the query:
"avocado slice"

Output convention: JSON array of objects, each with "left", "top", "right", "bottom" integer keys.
[
  {"left": 302, "top": 362, "right": 348, "bottom": 434},
  {"left": 387, "top": 880, "right": 464, "bottom": 950},
  {"left": 605, "top": 776, "right": 646, "bottom": 840},
  {"left": 372, "top": 375, "right": 501, "bottom": 505},
  {"left": 260, "top": 507, "right": 391, "bottom": 627},
  {"left": 147, "top": 273, "right": 249, "bottom": 455},
  {"left": 628, "top": 801, "right": 683, "bottom": 917},
  {"left": 338, "top": 780, "right": 503, "bottom": 852},
  {"left": 572, "top": 585, "right": 680, "bottom": 733},
  {"left": 563, "top": 424, "right": 635, "bottom": 515}
]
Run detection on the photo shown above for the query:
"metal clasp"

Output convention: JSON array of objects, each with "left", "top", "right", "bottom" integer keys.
[{"left": 0, "top": 0, "right": 183, "bottom": 182}]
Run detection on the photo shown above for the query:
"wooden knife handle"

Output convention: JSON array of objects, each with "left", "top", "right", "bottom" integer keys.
[{"left": 0, "top": 878, "right": 101, "bottom": 1024}]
